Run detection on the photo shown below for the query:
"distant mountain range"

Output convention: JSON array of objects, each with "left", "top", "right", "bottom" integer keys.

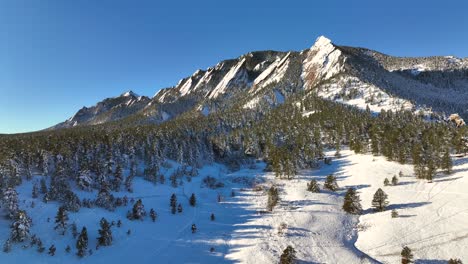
[{"left": 51, "top": 36, "right": 468, "bottom": 130}]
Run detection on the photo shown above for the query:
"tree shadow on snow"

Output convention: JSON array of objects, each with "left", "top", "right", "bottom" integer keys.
[{"left": 414, "top": 259, "right": 447, "bottom": 264}]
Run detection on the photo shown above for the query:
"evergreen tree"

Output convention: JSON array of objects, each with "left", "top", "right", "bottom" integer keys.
[
  {"left": 401, "top": 246, "right": 413, "bottom": 264},
  {"left": 391, "top": 209, "right": 399, "bottom": 218},
  {"left": 170, "top": 194, "right": 177, "bottom": 214},
  {"left": 307, "top": 179, "right": 320, "bottom": 192},
  {"left": 131, "top": 199, "right": 145, "bottom": 220},
  {"left": 372, "top": 188, "right": 389, "bottom": 212},
  {"left": 392, "top": 175, "right": 399, "bottom": 186},
  {"left": 76, "top": 227, "right": 88, "bottom": 258},
  {"left": 279, "top": 245, "right": 296, "bottom": 264},
  {"left": 267, "top": 186, "right": 279, "bottom": 211},
  {"left": 40, "top": 177, "right": 48, "bottom": 194},
  {"left": 113, "top": 164, "right": 123, "bottom": 191},
  {"left": 324, "top": 174, "right": 338, "bottom": 191},
  {"left": 150, "top": 208, "right": 157, "bottom": 222},
  {"left": 37, "top": 239, "right": 45, "bottom": 252},
  {"left": 2, "top": 188, "right": 19, "bottom": 219},
  {"left": 97, "top": 218, "right": 112, "bottom": 246},
  {"left": 10, "top": 210, "right": 32, "bottom": 242},
  {"left": 66, "top": 245, "right": 71, "bottom": 253},
  {"left": 441, "top": 149, "right": 453, "bottom": 174},
  {"left": 71, "top": 222, "right": 78, "bottom": 238},
  {"left": 448, "top": 259, "right": 463, "bottom": 264},
  {"left": 189, "top": 193, "right": 196, "bottom": 207},
  {"left": 48, "top": 244, "right": 56, "bottom": 256},
  {"left": 342, "top": 188, "right": 362, "bottom": 214},
  {"left": 177, "top": 203, "right": 183, "bottom": 213},
  {"left": 384, "top": 178, "right": 390, "bottom": 186},
  {"left": 210, "top": 213, "right": 215, "bottom": 221},
  {"left": 54, "top": 206, "right": 68, "bottom": 235},
  {"left": 32, "top": 182, "right": 39, "bottom": 198},
  {"left": 3, "top": 239, "right": 11, "bottom": 253}
]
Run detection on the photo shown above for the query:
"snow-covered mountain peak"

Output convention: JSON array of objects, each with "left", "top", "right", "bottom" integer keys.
[
  {"left": 122, "top": 91, "right": 139, "bottom": 97},
  {"left": 312, "top": 35, "right": 333, "bottom": 48}
]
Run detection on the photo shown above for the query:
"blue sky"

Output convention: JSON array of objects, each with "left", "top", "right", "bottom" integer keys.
[{"left": 1, "top": 0, "right": 468, "bottom": 133}]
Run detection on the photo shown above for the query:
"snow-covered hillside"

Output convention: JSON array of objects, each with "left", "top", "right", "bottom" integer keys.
[{"left": 2, "top": 148, "right": 466, "bottom": 263}]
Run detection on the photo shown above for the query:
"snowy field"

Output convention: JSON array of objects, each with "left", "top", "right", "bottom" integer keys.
[{"left": 1, "top": 150, "right": 467, "bottom": 263}]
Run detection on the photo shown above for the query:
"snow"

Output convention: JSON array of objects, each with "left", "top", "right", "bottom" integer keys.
[
  {"left": 209, "top": 58, "right": 248, "bottom": 99},
  {"left": 2, "top": 149, "right": 467, "bottom": 263},
  {"left": 161, "top": 111, "right": 170, "bottom": 121},
  {"left": 302, "top": 36, "right": 345, "bottom": 89},
  {"left": 178, "top": 78, "right": 193, "bottom": 96},
  {"left": 251, "top": 53, "right": 290, "bottom": 93},
  {"left": 273, "top": 90, "right": 284, "bottom": 104},
  {"left": 122, "top": 91, "right": 139, "bottom": 97}
]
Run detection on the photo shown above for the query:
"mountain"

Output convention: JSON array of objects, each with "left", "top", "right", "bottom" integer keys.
[{"left": 52, "top": 36, "right": 468, "bottom": 129}]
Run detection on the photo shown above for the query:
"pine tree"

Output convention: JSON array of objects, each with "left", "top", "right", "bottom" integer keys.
[
  {"left": 32, "top": 182, "right": 39, "bottom": 198},
  {"left": 324, "top": 174, "right": 339, "bottom": 191},
  {"left": 384, "top": 178, "right": 390, "bottom": 186},
  {"left": 71, "top": 222, "right": 78, "bottom": 238},
  {"left": 66, "top": 245, "right": 71, "bottom": 253},
  {"left": 2, "top": 188, "right": 19, "bottom": 219},
  {"left": 189, "top": 193, "right": 196, "bottom": 207},
  {"left": 97, "top": 218, "right": 112, "bottom": 246},
  {"left": 391, "top": 209, "right": 399, "bottom": 218},
  {"left": 401, "top": 246, "right": 413, "bottom": 264},
  {"left": 267, "top": 186, "right": 279, "bottom": 211},
  {"left": 372, "top": 188, "right": 389, "bottom": 212},
  {"left": 10, "top": 210, "right": 32, "bottom": 242},
  {"left": 342, "top": 188, "right": 362, "bottom": 214},
  {"left": 279, "top": 245, "right": 296, "bottom": 264},
  {"left": 210, "top": 213, "right": 215, "bottom": 221},
  {"left": 177, "top": 203, "right": 183, "bottom": 213},
  {"left": 76, "top": 227, "right": 88, "bottom": 258},
  {"left": 40, "top": 177, "right": 48, "bottom": 194},
  {"left": 441, "top": 149, "right": 453, "bottom": 174},
  {"left": 131, "top": 199, "right": 145, "bottom": 220},
  {"left": 3, "top": 239, "right": 11, "bottom": 253},
  {"left": 392, "top": 175, "right": 399, "bottom": 186},
  {"left": 170, "top": 194, "right": 177, "bottom": 214},
  {"left": 307, "top": 179, "right": 320, "bottom": 192},
  {"left": 54, "top": 206, "right": 68, "bottom": 235},
  {"left": 448, "top": 258, "right": 463, "bottom": 264},
  {"left": 48, "top": 244, "right": 56, "bottom": 256},
  {"left": 113, "top": 164, "right": 123, "bottom": 191},
  {"left": 150, "top": 208, "right": 157, "bottom": 222}
]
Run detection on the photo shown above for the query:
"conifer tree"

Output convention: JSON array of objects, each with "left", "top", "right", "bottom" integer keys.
[
  {"left": 2, "top": 188, "right": 19, "bottom": 219},
  {"left": 54, "top": 206, "right": 68, "bottom": 235},
  {"left": 384, "top": 178, "right": 390, "bottom": 186},
  {"left": 441, "top": 149, "right": 453, "bottom": 174},
  {"left": 267, "top": 186, "right": 279, "bottom": 211},
  {"left": 448, "top": 258, "right": 463, "bottom": 264},
  {"left": 113, "top": 164, "right": 123, "bottom": 191},
  {"left": 279, "top": 245, "right": 296, "bottom": 264},
  {"left": 3, "top": 239, "right": 11, "bottom": 253},
  {"left": 150, "top": 208, "right": 157, "bottom": 222},
  {"left": 48, "top": 244, "right": 56, "bottom": 256},
  {"left": 32, "top": 182, "right": 39, "bottom": 198},
  {"left": 401, "top": 246, "right": 413, "bottom": 264},
  {"left": 170, "top": 194, "right": 177, "bottom": 214},
  {"left": 324, "top": 174, "right": 338, "bottom": 191},
  {"left": 40, "top": 177, "right": 48, "bottom": 194},
  {"left": 189, "top": 193, "right": 196, "bottom": 207},
  {"left": 178, "top": 203, "right": 183, "bottom": 213},
  {"left": 10, "top": 210, "right": 32, "bottom": 242},
  {"left": 131, "top": 199, "right": 145, "bottom": 220},
  {"left": 392, "top": 175, "right": 399, "bottom": 186},
  {"left": 342, "top": 188, "right": 362, "bottom": 214},
  {"left": 307, "top": 179, "right": 320, "bottom": 192},
  {"left": 76, "top": 227, "right": 88, "bottom": 258},
  {"left": 391, "top": 209, "right": 399, "bottom": 218},
  {"left": 210, "top": 213, "right": 215, "bottom": 221},
  {"left": 71, "top": 222, "right": 78, "bottom": 238},
  {"left": 372, "top": 188, "right": 389, "bottom": 212},
  {"left": 97, "top": 218, "right": 112, "bottom": 246}
]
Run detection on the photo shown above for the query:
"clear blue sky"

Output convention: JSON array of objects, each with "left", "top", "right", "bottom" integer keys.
[{"left": 1, "top": 0, "right": 467, "bottom": 133}]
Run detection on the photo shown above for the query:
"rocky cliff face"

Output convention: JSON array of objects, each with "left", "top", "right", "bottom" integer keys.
[{"left": 52, "top": 36, "right": 468, "bottom": 129}]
